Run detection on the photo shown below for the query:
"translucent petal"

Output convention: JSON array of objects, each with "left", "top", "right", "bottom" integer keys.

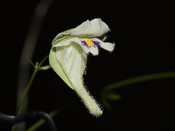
[
  {"left": 49, "top": 47, "right": 74, "bottom": 89},
  {"left": 52, "top": 29, "right": 73, "bottom": 44},
  {"left": 91, "top": 38, "right": 115, "bottom": 52},
  {"left": 76, "top": 42, "right": 90, "bottom": 54},
  {"left": 70, "top": 18, "right": 110, "bottom": 38},
  {"left": 52, "top": 37, "right": 80, "bottom": 47},
  {"left": 89, "top": 46, "right": 99, "bottom": 56},
  {"left": 52, "top": 18, "right": 110, "bottom": 43},
  {"left": 49, "top": 44, "right": 102, "bottom": 116},
  {"left": 55, "top": 43, "right": 87, "bottom": 85},
  {"left": 100, "top": 42, "right": 115, "bottom": 51}
]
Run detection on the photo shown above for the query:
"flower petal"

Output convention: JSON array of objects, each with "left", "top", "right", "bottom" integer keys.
[
  {"left": 77, "top": 41, "right": 90, "bottom": 54},
  {"left": 89, "top": 46, "right": 99, "bottom": 56},
  {"left": 55, "top": 43, "right": 87, "bottom": 83},
  {"left": 52, "top": 18, "right": 110, "bottom": 43},
  {"left": 52, "top": 37, "right": 80, "bottom": 47},
  {"left": 53, "top": 36, "right": 91, "bottom": 54},
  {"left": 91, "top": 38, "right": 115, "bottom": 52},
  {"left": 52, "top": 29, "right": 73, "bottom": 44},
  {"left": 100, "top": 42, "right": 115, "bottom": 51},
  {"left": 50, "top": 43, "right": 102, "bottom": 116},
  {"left": 53, "top": 18, "right": 110, "bottom": 42},
  {"left": 80, "top": 39, "right": 99, "bottom": 55},
  {"left": 70, "top": 18, "right": 110, "bottom": 38},
  {"left": 49, "top": 47, "right": 74, "bottom": 89}
]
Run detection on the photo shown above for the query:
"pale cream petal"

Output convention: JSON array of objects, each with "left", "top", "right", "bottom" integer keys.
[
  {"left": 54, "top": 44, "right": 102, "bottom": 116},
  {"left": 52, "top": 29, "right": 73, "bottom": 44},
  {"left": 69, "top": 18, "right": 110, "bottom": 38},
  {"left": 53, "top": 37, "right": 90, "bottom": 54},
  {"left": 77, "top": 44, "right": 90, "bottom": 54},
  {"left": 52, "top": 37, "right": 80, "bottom": 47},
  {"left": 52, "top": 19, "right": 110, "bottom": 43},
  {"left": 55, "top": 43, "right": 87, "bottom": 82},
  {"left": 91, "top": 38, "right": 115, "bottom": 52},
  {"left": 89, "top": 46, "right": 99, "bottom": 56},
  {"left": 100, "top": 42, "right": 115, "bottom": 51}
]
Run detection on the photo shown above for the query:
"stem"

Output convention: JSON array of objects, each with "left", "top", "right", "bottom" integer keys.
[
  {"left": 38, "top": 55, "right": 49, "bottom": 67},
  {"left": 0, "top": 111, "right": 56, "bottom": 131},
  {"left": 27, "top": 101, "right": 76, "bottom": 131},
  {"left": 11, "top": 55, "right": 49, "bottom": 131},
  {"left": 16, "top": 0, "right": 53, "bottom": 130},
  {"left": 26, "top": 109, "right": 59, "bottom": 131},
  {"left": 11, "top": 69, "right": 38, "bottom": 131},
  {"left": 104, "top": 72, "right": 175, "bottom": 91},
  {"left": 17, "top": 69, "right": 38, "bottom": 116}
]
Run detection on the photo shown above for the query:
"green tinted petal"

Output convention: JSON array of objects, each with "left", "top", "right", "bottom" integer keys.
[{"left": 49, "top": 47, "right": 74, "bottom": 89}]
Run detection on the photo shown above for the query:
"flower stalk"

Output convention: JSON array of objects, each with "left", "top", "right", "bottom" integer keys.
[{"left": 11, "top": 55, "right": 50, "bottom": 131}]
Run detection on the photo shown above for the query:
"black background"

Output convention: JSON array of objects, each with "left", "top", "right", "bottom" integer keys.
[{"left": 1, "top": 1, "right": 175, "bottom": 130}]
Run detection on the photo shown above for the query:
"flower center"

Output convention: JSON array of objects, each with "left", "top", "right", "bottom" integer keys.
[
  {"left": 81, "top": 39, "right": 100, "bottom": 48},
  {"left": 85, "top": 39, "right": 94, "bottom": 47}
]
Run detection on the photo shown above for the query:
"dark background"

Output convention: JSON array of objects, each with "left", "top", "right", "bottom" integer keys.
[{"left": 1, "top": 1, "right": 175, "bottom": 130}]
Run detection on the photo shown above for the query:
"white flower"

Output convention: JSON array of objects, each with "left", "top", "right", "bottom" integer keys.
[{"left": 49, "top": 18, "right": 115, "bottom": 116}]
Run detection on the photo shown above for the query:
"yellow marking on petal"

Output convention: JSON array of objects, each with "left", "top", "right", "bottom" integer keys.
[{"left": 85, "top": 39, "right": 94, "bottom": 47}]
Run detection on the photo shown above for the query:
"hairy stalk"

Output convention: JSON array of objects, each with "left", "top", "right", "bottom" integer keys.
[{"left": 74, "top": 84, "right": 102, "bottom": 116}]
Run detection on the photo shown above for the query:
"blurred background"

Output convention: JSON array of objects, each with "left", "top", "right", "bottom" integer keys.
[{"left": 1, "top": 1, "right": 175, "bottom": 130}]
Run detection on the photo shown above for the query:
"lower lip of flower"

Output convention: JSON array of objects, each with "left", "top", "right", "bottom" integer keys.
[{"left": 81, "top": 39, "right": 100, "bottom": 48}]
